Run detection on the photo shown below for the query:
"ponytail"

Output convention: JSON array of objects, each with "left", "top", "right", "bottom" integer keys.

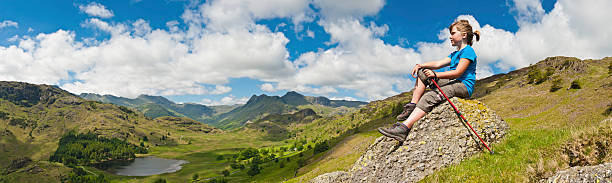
[{"left": 449, "top": 20, "right": 481, "bottom": 46}]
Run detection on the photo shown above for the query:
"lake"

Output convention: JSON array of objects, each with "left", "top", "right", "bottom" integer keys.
[{"left": 101, "top": 156, "right": 189, "bottom": 176}]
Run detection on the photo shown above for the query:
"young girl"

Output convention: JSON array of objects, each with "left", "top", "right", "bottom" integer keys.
[{"left": 378, "top": 19, "right": 480, "bottom": 142}]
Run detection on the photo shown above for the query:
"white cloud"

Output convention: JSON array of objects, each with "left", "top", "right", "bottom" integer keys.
[
  {"left": 0, "top": 0, "right": 297, "bottom": 98},
  {"left": 313, "top": 0, "right": 385, "bottom": 21},
  {"left": 81, "top": 18, "right": 127, "bottom": 35},
  {"left": 260, "top": 83, "right": 276, "bottom": 92},
  {"left": 200, "top": 95, "right": 249, "bottom": 106},
  {"left": 1, "top": 0, "right": 611, "bottom": 102},
  {"left": 329, "top": 96, "right": 358, "bottom": 101},
  {"left": 0, "top": 20, "right": 18, "bottom": 29},
  {"left": 509, "top": 0, "right": 545, "bottom": 24},
  {"left": 79, "top": 2, "right": 114, "bottom": 18},
  {"left": 306, "top": 29, "right": 315, "bottom": 38},
  {"left": 193, "top": 0, "right": 313, "bottom": 33}
]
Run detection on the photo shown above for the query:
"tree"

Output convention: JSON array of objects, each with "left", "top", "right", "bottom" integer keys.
[
  {"left": 222, "top": 169, "right": 230, "bottom": 177},
  {"left": 297, "top": 158, "right": 307, "bottom": 167},
  {"left": 314, "top": 141, "right": 329, "bottom": 154},
  {"left": 192, "top": 173, "right": 199, "bottom": 181},
  {"left": 251, "top": 155, "right": 263, "bottom": 165},
  {"left": 247, "top": 164, "right": 260, "bottom": 177},
  {"left": 239, "top": 148, "right": 258, "bottom": 160}
]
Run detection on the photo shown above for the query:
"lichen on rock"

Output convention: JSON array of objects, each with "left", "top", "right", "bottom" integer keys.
[
  {"left": 311, "top": 98, "right": 508, "bottom": 183},
  {"left": 540, "top": 163, "right": 612, "bottom": 183}
]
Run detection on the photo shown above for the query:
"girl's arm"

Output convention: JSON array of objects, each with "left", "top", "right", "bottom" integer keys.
[
  {"left": 411, "top": 58, "right": 451, "bottom": 78},
  {"left": 429, "top": 58, "right": 471, "bottom": 79},
  {"left": 419, "top": 57, "right": 451, "bottom": 70}
]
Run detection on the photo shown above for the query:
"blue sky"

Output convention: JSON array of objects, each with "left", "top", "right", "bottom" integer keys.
[{"left": 0, "top": 0, "right": 609, "bottom": 105}]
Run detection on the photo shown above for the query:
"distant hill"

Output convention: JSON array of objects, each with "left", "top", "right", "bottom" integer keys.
[
  {"left": 212, "top": 91, "right": 367, "bottom": 129},
  {"left": 79, "top": 93, "right": 215, "bottom": 122},
  {"left": 0, "top": 81, "right": 220, "bottom": 177},
  {"left": 246, "top": 108, "right": 322, "bottom": 140}
]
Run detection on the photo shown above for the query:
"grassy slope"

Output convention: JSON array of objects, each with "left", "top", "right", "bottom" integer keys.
[
  {"left": 288, "top": 57, "right": 611, "bottom": 182},
  {"left": 421, "top": 57, "right": 611, "bottom": 182}
]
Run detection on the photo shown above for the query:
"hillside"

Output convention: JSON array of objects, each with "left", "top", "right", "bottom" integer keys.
[
  {"left": 212, "top": 91, "right": 367, "bottom": 129},
  {"left": 79, "top": 93, "right": 215, "bottom": 122},
  {"left": 0, "top": 82, "right": 220, "bottom": 182},
  {"left": 285, "top": 56, "right": 611, "bottom": 182},
  {"left": 246, "top": 108, "right": 322, "bottom": 140}
]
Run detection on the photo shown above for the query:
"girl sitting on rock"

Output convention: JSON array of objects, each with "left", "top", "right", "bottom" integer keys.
[{"left": 378, "top": 19, "right": 480, "bottom": 142}]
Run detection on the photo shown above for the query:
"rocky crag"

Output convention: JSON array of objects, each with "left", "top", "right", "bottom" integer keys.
[
  {"left": 311, "top": 98, "right": 508, "bottom": 183},
  {"left": 541, "top": 163, "right": 612, "bottom": 182}
]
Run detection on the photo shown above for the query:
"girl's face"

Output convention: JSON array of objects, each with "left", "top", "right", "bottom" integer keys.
[{"left": 449, "top": 26, "right": 466, "bottom": 47}]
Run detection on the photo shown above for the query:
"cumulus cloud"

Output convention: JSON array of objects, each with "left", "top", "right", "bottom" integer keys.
[
  {"left": 0, "top": 0, "right": 297, "bottom": 98},
  {"left": 79, "top": 2, "right": 114, "bottom": 18},
  {"left": 81, "top": 18, "right": 127, "bottom": 35},
  {"left": 1, "top": 0, "right": 611, "bottom": 102},
  {"left": 260, "top": 83, "right": 276, "bottom": 92},
  {"left": 509, "top": 0, "right": 545, "bottom": 24},
  {"left": 329, "top": 96, "right": 358, "bottom": 101},
  {"left": 200, "top": 95, "right": 249, "bottom": 106},
  {"left": 271, "top": 0, "right": 418, "bottom": 100},
  {"left": 0, "top": 20, "right": 18, "bottom": 29}
]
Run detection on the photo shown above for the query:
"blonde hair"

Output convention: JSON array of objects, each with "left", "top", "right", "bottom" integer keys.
[{"left": 449, "top": 20, "right": 480, "bottom": 46}]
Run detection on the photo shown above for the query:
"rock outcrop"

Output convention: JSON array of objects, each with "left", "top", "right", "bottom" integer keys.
[
  {"left": 311, "top": 98, "right": 508, "bottom": 183},
  {"left": 541, "top": 163, "right": 612, "bottom": 182}
]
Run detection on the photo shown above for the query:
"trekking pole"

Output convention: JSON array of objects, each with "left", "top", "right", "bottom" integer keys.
[{"left": 430, "top": 78, "right": 494, "bottom": 154}]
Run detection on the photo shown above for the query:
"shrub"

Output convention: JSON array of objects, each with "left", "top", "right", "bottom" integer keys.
[
  {"left": 239, "top": 148, "right": 259, "bottom": 160},
  {"left": 230, "top": 162, "right": 244, "bottom": 170},
  {"left": 0, "top": 110, "right": 9, "bottom": 119},
  {"left": 207, "top": 178, "right": 227, "bottom": 183},
  {"left": 66, "top": 173, "right": 109, "bottom": 183},
  {"left": 314, "top": 141, "right": 329, "bottom": 154},
  {"left": 192, "top": 173, "right": 199, "bottom": 181},
  {"left": 152, "top": 178, "right": 167, "bottom": 183},
  {"left": 608, "top": 60, "right": 612, "bottom": 74},
  {"left": 527, "top": 66, "right": 554, "bottom": 84},
  {"left": 570, "top": 79, "right": 582, "bottom": 89},
  {"left": 550, "top": 77, "right": 562, "bottom": 92},
  {"left": 247, "top": 164, "right": 260, "bottom": 177},
  {"left": 297, "top": 158, "right": 307, "bottom": 167},
  {"left": 222, "top": 169, "right": 230, "bottom": 177},
  {"left": 216, "top": 155, "right": 224, "bottom": 160}
]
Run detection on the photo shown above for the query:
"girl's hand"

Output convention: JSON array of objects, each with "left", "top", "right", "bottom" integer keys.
[
  {"left": 411, "top": 64, "right": 422, "bottom": 78},
  {"left": 423, "top": 69, "right": 436, "bottom": 79}
]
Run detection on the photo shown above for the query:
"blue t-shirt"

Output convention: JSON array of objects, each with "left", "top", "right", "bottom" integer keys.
[{"left": 448, "top": 45, "right": 477, "bottom": 96}]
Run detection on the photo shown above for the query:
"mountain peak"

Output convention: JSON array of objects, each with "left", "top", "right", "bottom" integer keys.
[
  {"left": 282, "top": 91, "right": 304, "bottom": 97},
  {"left": 281, "top": 91, "right": 309, "bottom": 106}
]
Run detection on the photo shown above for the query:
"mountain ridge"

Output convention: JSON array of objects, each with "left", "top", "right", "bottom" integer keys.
[
  {"left": 212, "top": 91, "right": 367, "bottom": 129},
  {"left": 79, "top": 93, "right": 215, "bottom": 122}
]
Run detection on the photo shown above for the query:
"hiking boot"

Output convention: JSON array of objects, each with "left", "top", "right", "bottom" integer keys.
[
  {"left": 396, "top": 103, "right": 416, "bottom": 121},
  {"left": 378, "top": 122, "right": 411, "bottom": 142}
]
